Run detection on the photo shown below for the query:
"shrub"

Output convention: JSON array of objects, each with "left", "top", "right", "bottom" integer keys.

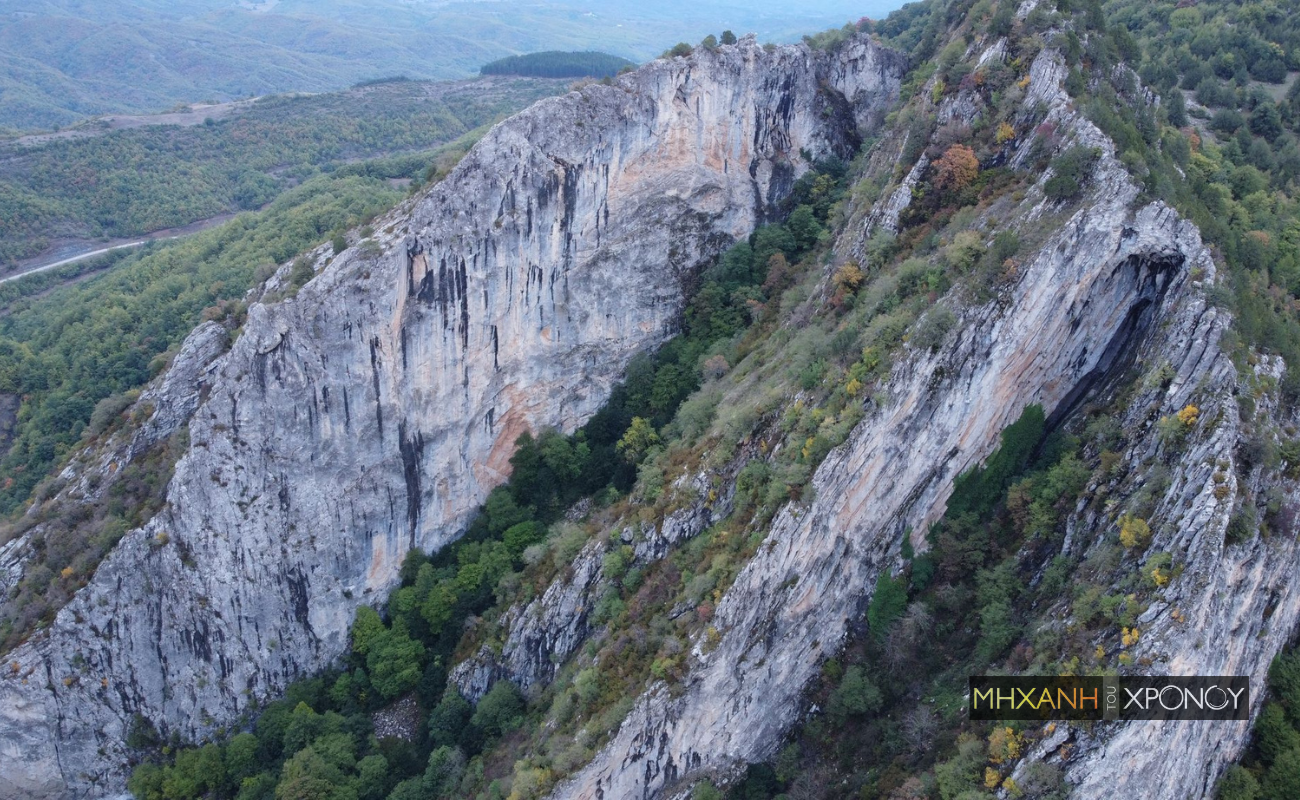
[
  {"left": 1044, "top": 146, "right": 1100, "bottom": 201},
  {"left": 88, "top": 392, "right": 136, "bottom": 436},
  {"left": 944, "top": 230, "right": 984, "bottom": 272},
  {"left": 912, "top": 307, "right": 956, "bottom": 352},
  {"left": 1118, "top": 514, "right": 1151, "bottom": 549},
  {"left": 933, "top": 144, "right": 980, "bottom": 195},
  {"left": 1226, "top": 504, "right": 1258, "bottom": 545},
  {"left": 289, "top": 256, "right": 314, "bottom": 289}
]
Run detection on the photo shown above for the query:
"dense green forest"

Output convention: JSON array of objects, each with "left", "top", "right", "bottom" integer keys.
[
  {"left": 479, "top": 52, "right": 635, "bottom": 79},
  {"left": 0, "top": 77, "right": 563, "bottom": 268},
  {"left": 1216, "top": 647, "right": 1300, "bottom": 800}
]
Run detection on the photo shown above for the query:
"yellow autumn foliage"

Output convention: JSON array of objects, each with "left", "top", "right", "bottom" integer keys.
[
  {"left": 1119, "top": 514, "right": 1151, "bottom": 548},
  {"left": 988, "top": 726, "right": 1023, "bottom": 765},
  {"left": 985, "top": 768, "right": 1002, "bottom": 789}
]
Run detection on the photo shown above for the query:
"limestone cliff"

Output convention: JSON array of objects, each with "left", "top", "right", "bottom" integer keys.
[
  {"left": 0, "top": 36, "right": 905, "bottom": 798},
  {"left": 4, "top": 14, "right": 1295, "bottom": 800},
  {"left": 432, "top": 45, "right": 1297, "bottom": 800}
]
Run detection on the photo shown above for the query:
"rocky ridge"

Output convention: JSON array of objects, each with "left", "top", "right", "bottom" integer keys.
[
  {"left": 474, "top": 44, "right": 1295, "bottom": 800},
  {"left": 0, "top": 36, "right": 905, "bottom": 798}
]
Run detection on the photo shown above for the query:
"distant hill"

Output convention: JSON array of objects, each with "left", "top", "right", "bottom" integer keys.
[
  {"left": 0, "top": 0, "right": 907, "bottom": 132},
  {"left": 480, "top": 51, "right": 635, "bottom": 79},
  {"left": 0, "top": 75, "right": 566, "bottom": 270}
]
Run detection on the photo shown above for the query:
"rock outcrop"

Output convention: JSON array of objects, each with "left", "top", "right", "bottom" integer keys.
[
  {"left": 450, "top": 470, "right": 732, "bottom": 702},
  {"left": 0, "top": 36, "right": 905, "bottom": 798},
  {"left": 549, "top": 48, "right": 1283, "bottom": 799}
]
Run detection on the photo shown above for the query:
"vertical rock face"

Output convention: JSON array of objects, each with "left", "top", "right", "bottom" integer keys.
[{"left": 0, "top": 37, "right": 904, "bottom": 799}]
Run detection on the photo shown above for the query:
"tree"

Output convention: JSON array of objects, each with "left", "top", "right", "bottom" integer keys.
[
  {"left": 485, "top": 486, "right": 530, "bottom": 535},
  {"left": 471, "top": 680, "right": 525, "bottom": 738},
  {"left": 420, "top": 581, "right": 458, "bottom": 631},
  {"left": 503, "top": 520, "right": 546, "bottom": 557},
  {"left": 1216, "top": 764, "right": 1260, "bottom": 800},
  {"left": 832, "top": 263, "right": 865, "bottom": 295},
  {"left": 354, "top": 754, "right": 390, "bottom": 800},
  {"left": 935, "top": 735, "right": 986, "bottom": 800},
  {"left": 1264, "top": 748, "right": 1300, "bottom": 799},
  {"left": 367, "top": 626, "right": 425, "bottom": 700},
  {"left": 786, "top": 205, "right": 822, "bottom": 253},
  {"left": 867, "top": 573, "right": 908, "bottom": 639},
  {"left": 422, "top": 746, "right": 466, "bottom": 797},
  {"left": 163, "top": 743, "right": 227, "bottom": 798},
  {"left": 831, "top": 665, "right": 882, "bottom": 717},
  {"left": 226, "top": 732, "right": 261, "bottom": 790},
  {"left": 1256, "top": 703, "right": 1300, "bottom": 763},
  {"left": 275, "top": 747, "right": 343, "bottom": 800},
  {"left": 429, "top": 690, "right": 473, "bottom": 748},
  {"left": 616, "top": 417, "right": 660, "bottom": 463},
  {"left": 128, "top": 763, "right": 165, "bottom": 800},
  {"left": 1044, "top": 146, "right": 1100, "bottom": 201},
  {"left": 1165, "top": 90, "right": 1187, "bottom": 128},
  {"left": 1271, "top": 652, "right": 1300, "bottom": 723},
  {"left": 350, "top": 606, "right": 386, "bottom": 658},
  {"left": 1250, "top": 103, "right": 1283, "bottom": 142},
  {"left": 721, "top": 30, "right": 737, "bottom": 45},
  {"left": 976, "top": 599, "right": 1019, "bottom": 663},
  {"left": 289, "top": 258, "right": 314, "bottom": 290},
  {"left": 933, "top": 144, "right": 979, "bottom": 195},
  {"left": 752, "top": 224, "right": 795, "bottom": 269}
]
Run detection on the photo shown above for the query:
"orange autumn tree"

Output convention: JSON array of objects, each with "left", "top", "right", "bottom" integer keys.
[{"left": 933, "top": 143, "right": 979, "bottom": 195}]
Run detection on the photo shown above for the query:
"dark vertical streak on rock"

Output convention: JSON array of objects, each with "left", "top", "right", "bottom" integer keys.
[
  {"left": 368, "top": 337, "right": 383, "bottom": 440},
  {"left": 397, "top": 423, "right": 425, "bottom": 548}
]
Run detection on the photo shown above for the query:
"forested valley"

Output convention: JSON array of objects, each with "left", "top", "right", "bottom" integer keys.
[
  {"left": 0, "top": 76, "right": 565, "bottom": 269},
  {"left": 0, "top": 75, "right": 567, "bottom": 653}
]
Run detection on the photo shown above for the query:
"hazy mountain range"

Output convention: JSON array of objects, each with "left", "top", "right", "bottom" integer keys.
[{"left": 0, "top": 0, "right": 905, "bottom": 131}]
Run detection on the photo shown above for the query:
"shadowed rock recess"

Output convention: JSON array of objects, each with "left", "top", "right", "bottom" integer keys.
[{"left": 0, "top": 36, "right": 905, "bottom": 798}]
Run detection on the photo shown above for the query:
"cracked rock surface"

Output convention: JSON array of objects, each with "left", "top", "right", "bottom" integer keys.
[{"left": 0, "top": 36, "right": 904, "bottom": 799}]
